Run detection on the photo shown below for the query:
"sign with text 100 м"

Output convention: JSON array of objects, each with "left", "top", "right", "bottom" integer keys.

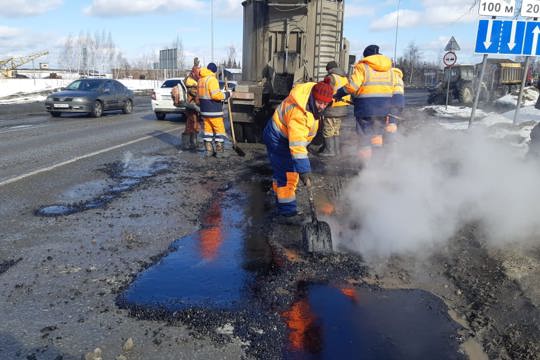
[{"left": 479, "top": 0, "right": 515, "bottom": 17}]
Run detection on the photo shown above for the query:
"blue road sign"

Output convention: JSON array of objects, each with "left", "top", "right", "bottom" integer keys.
[
  {"left": 475, "top": 19, "right": 503, "bottom": 54},
  {"left": 499, "top": 21, "right": 526, "bottom": 54},
  {"left": 523, "top": 21, "right": 540, "bottom": 56},
  {"left": 475, "top": 19, "right": 540, "bottom": 56}
]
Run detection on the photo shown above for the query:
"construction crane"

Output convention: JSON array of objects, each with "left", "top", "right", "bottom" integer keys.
[{"left": 0, "top": 50, "right": 49, "bottom": 78}]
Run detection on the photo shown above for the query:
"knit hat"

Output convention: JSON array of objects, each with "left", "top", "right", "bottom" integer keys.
[
  {"left": 363, "top": 44, "right": 380, "bottom": 57},
  {"left": 207, "top": 62, "right": 217, "bottom": 73},
  {"left": 312, "top": 80, "right": 334, "bottom": 104},
  {"left": 326, "top": 61, "right": 338, "bottom": 71}
]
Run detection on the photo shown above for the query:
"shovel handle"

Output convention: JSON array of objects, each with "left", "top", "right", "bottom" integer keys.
[{"left": 305, "top": 180, "right": 318, "bottom": 224}]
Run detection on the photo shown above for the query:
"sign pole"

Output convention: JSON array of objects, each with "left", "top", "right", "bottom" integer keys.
[
  {"left": 513, "top": 16, "right": 537, "bottom": 125},
  {"left": 445, "top": 67, "right": 451, "bottom": 109},
  {"left": 469, "top": 54, "right": 489, "bottom": 128},
  {"left": 513, "top": 55, "right": 531, "bottom": 124}
]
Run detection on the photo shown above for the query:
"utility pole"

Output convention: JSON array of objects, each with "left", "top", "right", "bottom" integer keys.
[
  {"left": 211, "top": 0, "right": 214, "bottom": 62},
  {"left": 393, "top": 0, "right": 401, "bottom": 65}
]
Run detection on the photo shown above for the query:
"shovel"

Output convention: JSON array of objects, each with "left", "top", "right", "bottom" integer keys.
[
  {"left": 302, "top": 179, "right": 333, "bottom": 254},
  {"left": 224, "top": 79, "right": 246, "bottom": 157}
]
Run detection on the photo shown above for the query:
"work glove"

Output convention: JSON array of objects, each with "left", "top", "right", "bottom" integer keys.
[
  {"left": 299, "top": 172, "right": 312, "bottom": 187},
  {"left": 222, "top": 90, "right": 231, "bottom": 101},
  {"left": 333, "top": 87, "right": 347, "bottom": 101}
]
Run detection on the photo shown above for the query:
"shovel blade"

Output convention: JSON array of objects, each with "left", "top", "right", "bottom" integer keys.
[{"left": 302, "top": 220, "right": 333, "bottom": 254}]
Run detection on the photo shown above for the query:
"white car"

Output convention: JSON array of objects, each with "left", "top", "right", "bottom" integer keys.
[{"left": 151, "top": 78, "right": 187, "bottom": 120}]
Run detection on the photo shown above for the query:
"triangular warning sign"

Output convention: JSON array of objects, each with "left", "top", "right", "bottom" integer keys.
[{"left": 445, "top": 36, "right": 460, "bottom": 51}]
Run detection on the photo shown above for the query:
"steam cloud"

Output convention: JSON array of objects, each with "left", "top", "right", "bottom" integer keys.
[{"left": 340, "top": 123, "right": 540, "bottom": 258}]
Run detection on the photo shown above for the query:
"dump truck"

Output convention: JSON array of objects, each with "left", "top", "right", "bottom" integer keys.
[
  {"left": 427, "top": 59, "right": 523, "bottom": 105},
  {"left": 230, "top": 0, "right": 348, "bottom": 142}
]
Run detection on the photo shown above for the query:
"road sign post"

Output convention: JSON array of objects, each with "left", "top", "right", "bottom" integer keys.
[{"left": 443, "top": 52, "right": 457, "bottom": 109}]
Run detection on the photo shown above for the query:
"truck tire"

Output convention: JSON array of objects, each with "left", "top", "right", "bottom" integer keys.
[
  {"left": 243, "top": 123, "right": 259, "bottom": 143},
  {"left": 233, "top": 122, "right": 244, "bottom": 142},
  {"left": 155, "top": 112, "right": 166, "bottom": 120},
  {"left": 459, "top": 85, "right": 474, "bottom": 105}
]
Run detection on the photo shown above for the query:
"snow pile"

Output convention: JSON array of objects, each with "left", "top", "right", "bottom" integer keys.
[
  {"left": 494, "top": 86, "right": 539, "bottom": 108},
  {"left": 421, "top": 104, "right": 488, "bottom": 119}
]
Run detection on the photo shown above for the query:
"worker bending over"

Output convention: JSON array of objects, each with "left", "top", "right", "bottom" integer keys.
[
  {"left": 319, "top": 61, "right": 351, "bottom": 157},
  {"left": 263, "top": 80, "right": 334, "bottom": 225}
]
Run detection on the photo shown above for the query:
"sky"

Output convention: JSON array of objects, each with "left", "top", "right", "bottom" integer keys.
[{"left": 0, "top": 0, "right": 524, "bottom": 70}]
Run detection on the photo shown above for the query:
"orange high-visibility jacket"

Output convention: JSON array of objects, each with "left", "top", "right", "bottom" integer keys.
[
  {"left": 345, "top": 54, "right": 394, "bottom": 118},
  {"left": 266, "top": 82, "right": 319, "bottom": 173},
  {"left": 197, "top": 67, "right": 225, "bottom": 117}
]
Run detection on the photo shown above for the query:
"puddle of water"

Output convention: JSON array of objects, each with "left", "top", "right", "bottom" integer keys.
[
  {"left": 35, "top": 156, "right": 168, "bottom": 217},
  {"left": 281, "top": 283, "right": 464, "bottom": 360},
  {"left": 117, "top": 185, "right": 273, "bottom": 311}
]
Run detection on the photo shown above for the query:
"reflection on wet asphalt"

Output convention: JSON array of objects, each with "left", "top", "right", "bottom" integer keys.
[
  {"left": 117, "top": 185, "right": 273, "bottom": 310},
  {"left": 282, "top": 283, "right": 463, "bottom": 360},
  {"left": 117, "top": 181, "right": 464, "bottom": 359}
]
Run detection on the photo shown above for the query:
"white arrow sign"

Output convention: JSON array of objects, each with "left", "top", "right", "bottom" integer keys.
[
  {"left": 484, "top": 20, "right": 494, "bottom": 49},
  {"left": 532, "top": 25, "right": 540, "bottom": 54},
  {"left": 508, "top": 20, "right": 518, "bottom": 50}
]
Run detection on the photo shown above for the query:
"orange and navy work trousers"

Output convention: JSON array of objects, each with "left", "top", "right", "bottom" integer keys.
[
  {"left": 202, "top": 116, "right": 226, "bottom": 143},
  {"left": 266, "top": 150, "right": 299, "bottom": 216},
  {"left": 355, "top": 116, "right": 396, "bottom": 161},
  {"left": 183, "top": 109, "right": 200, "bottom": 134}
]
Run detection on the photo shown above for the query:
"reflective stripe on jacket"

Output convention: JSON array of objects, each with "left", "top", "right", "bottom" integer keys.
[
  {"left": 264, "top": 82, "right": 319, "bottom": 174},
  {"left": 345, "top": 54, "right": 394, "bottom": 118},
  {"left": 197, "top": 67, "right": 224, "bottom": 117},
  {"left": 325, "top": 72, "right": 350, "bottom": 118}
]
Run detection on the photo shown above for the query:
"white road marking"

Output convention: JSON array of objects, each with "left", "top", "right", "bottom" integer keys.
[
  {"left": 0, "top": 125, "right": 183, "bottom": 187},
  {"left": 0, "top": 124, "right": 45, "bottom": 134}
]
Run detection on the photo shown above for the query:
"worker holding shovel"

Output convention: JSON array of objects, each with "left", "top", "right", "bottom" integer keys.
[{"left": 263, "top": 80, "right": 334, "bottom": 225}]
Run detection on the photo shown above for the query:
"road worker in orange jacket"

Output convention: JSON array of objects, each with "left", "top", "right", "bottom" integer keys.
[
  {"left": 198, "top": 62, "right": 230, "bottom": 157},
  {"left": 319, "top": 61, "right": 351, "bottom": 157},
  {"left": 335, "top": 45, "right": 395, "bottom": 163},
  {"left": 181, "top": 60, "right": 201, "bottom": 150},
  {"left": 263, "top": 80, "right": 334, "bottom": 225}
]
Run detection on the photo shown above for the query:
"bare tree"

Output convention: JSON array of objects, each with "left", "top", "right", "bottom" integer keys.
[
  {"left": 226, "top": 44, "right": 237, "bottom": 68},
  {"left": 172, "top": 35, "right": 186, "bottom": 76},
  {"left": 398, "top": 41, "right": 422, "bottom": 86}
]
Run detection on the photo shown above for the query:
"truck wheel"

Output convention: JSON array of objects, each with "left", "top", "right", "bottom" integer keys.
[
  {"left": 155, "top": 112, "right": 166, "bottom": 120},
  {"left": 243, "top": 123, "right": 258, "bottom": 143},
  {"left": 233, "top": 122, "right": 244, "bottom": 142},
  {"left": 459, "top": 85, "right": 474, "bottom": 105}
]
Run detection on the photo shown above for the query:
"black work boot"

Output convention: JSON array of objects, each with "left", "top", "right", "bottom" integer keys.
[
  {"left": 181, "top": 133, "right": 191, "bottom": 150},
  {"left": 189, "top": 133, "right": 198, "bottom": 150},
  {"left": 275, "top": 212, "right": 309, "bottom": 226},
  {"left": 204, "top": 141, "right": 214, "bottom": 157},
  {"left": 319, "top": 136, "right": 336, "bottom": 157}
]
